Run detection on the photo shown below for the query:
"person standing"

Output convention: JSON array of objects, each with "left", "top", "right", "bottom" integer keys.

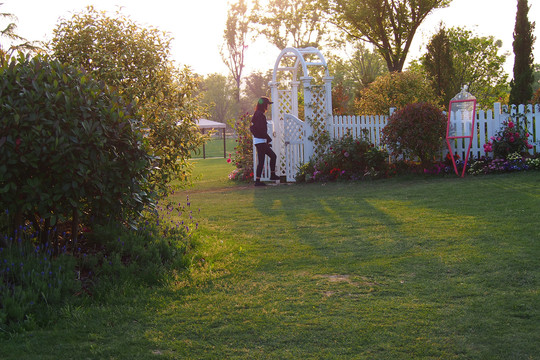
[{"left": 250, "top": 96, "right": 280, "bottom": 186}]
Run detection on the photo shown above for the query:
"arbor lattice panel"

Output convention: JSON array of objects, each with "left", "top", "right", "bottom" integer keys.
[{"left": 309, "top": 85, "right": 328, "bottom": 157}]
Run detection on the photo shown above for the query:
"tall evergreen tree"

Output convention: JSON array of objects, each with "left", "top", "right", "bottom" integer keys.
[
  {"left": 422, "top": 26, "right": 458, "bottom": 106},
  {"left": 509, "top": 0, "right": 535, "bottom": 105}
]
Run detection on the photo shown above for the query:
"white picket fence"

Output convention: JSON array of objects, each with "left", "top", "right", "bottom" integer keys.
[{"left": 328, "top": 103, "right": 540, "bottom": 160}]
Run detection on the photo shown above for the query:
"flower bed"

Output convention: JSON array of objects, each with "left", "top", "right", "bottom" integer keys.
[{"left": 295, "top": 131, "right": 389, "bottom": 182}]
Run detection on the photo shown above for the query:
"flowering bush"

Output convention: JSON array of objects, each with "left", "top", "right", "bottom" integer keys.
[
  {"left": 228, "top": 113, "right": 254, "bottom": 182},
  {"left": 423, "top": 153, "right": 465, "bottom": 176},
  {"left": 228, "top": 168, "right": 254, "bottom": 181},
  {"left": 468, "top": 153, "right": 540, "bottom": 175},
  {"left": 484, "top": 117, "right": 534, "bottom": 159},
  {"left": 296, "top": 131, "right": 388, "bottom": 182},
  {"left": 382, "top": 102, "right": 447, "bottom": 167}
]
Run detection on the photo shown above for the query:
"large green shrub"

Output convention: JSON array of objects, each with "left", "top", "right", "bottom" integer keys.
[
  {"left": 382, "top": 102, "right": 447, "bottom": 167},
  {"left": 0, "top": 53, "right": 153, "bottom": 242},
  {"left": 354, "top": 70, "right": 441, "bottom": 115},
  {"left": 50, "top": 7, "right": 207, "bottom": 193}
]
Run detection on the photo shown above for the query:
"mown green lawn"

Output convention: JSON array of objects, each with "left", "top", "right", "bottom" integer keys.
[
  {"left": 1, "top": 159, "right": 539, "bottom": 359},
  {"left": 191, "top": 137, "right": 237, "bottom": 159}
]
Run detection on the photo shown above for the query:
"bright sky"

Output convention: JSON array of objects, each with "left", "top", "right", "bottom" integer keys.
[{"left": 2, "top": 0, "right": 539, "bottom": 78}]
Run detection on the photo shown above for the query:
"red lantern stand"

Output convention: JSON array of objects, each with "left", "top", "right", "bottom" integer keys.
[{"left": 446, "top": 87, "right": 477, "bottom": 177}]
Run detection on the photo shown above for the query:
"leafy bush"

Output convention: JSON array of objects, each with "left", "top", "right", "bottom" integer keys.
[
  {"left": 354, "top": 70, "right": 440, "bottom": 115},
  {"left": 50, "top": 7, "right": 207, "bottom": 194},
  {"left": 228, "top": 113, "right": 254, "bottom": 182},
  {"left": 296, "top": 131, "right": 388, "bottom": 182},
  {"left": 533, "top": 88, "right": 540, "bottom": 105},
  {"left": 0, "top": 53, "right": 153, "bottom": 242},
  {"left": 382, "top": 102, "right": 447, "bottom": 167},
  {"left": 483, "top": 117, "right": 534, "bottom": 159}
]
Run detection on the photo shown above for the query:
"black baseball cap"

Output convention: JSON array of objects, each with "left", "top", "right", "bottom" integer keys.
[{"left": 258, "top": 96, "right": 273, "bottom": 105}]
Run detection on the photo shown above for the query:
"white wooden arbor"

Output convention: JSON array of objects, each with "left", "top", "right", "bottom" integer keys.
[{"left": 257, "top": 47, "right": 333, "bottom": 182}]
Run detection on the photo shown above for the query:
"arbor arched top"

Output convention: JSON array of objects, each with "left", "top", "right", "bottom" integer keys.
[{"left": 272, "top": 47, "right": 329, "bottom": 82}]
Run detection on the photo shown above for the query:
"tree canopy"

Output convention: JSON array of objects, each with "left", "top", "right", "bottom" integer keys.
[
  {"left": 200, "top": 73, "right": 237, "bottom": 124},
  {"left": 222, "top": 0, "right": 250, "bottom": 105},
  {"left": 241, "top": 70, "right": 273, "bottom": 113},
  {"left": 328, "top": 41, "right": 388, "bottom": 114},
  {"left": 251, "top": 0, "right": 327, "bottom": 49},
  {"left": 421, "top": 25, "right": 458, "bottom": 106},
  {"left": 412, "top": 26, "right": 508, "bottom": 108},
  {"left": 446, "top": 27, "right": 508, "bottom": 108},
  {"left": 49, "top": 7, "right": 206, "bottom": 193},
  {"left": 355, "top": 70, "right": 440, "bottom": 114},
  {"left": 321, "top": 0, "right": 451, "bottom": 72},
  {"left": 0, "top": 4, "right": 39, "bottom": 56}
]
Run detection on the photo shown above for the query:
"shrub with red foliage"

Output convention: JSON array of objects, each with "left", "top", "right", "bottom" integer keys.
[{"left": 382, "top": 102, "right": 447, "bottom": 167}]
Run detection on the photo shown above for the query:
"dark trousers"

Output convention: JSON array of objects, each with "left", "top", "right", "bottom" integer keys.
[{"left": 255, "top": 143, "right": 277, "bottom": 178}]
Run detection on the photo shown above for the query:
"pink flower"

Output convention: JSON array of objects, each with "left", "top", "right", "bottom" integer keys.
[
  {"left": 343, "top": 151, "right": 350, "bottom": 158},
  {"left": 508, "top": 121, "right": 515, "bottom": 128},
  {"left": 226, "top": 158, "right": 232, "bottom": 163},
  {"left": 509, "top": 136, "right": 515, "bottom": 143},
  {"left": 527, "top": 144, "right": 533, "bottom": 149}
]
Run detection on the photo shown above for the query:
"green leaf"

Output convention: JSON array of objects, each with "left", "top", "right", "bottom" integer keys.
[{"left": 0, "top": 183, "right": 12, "bottom": 193}]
